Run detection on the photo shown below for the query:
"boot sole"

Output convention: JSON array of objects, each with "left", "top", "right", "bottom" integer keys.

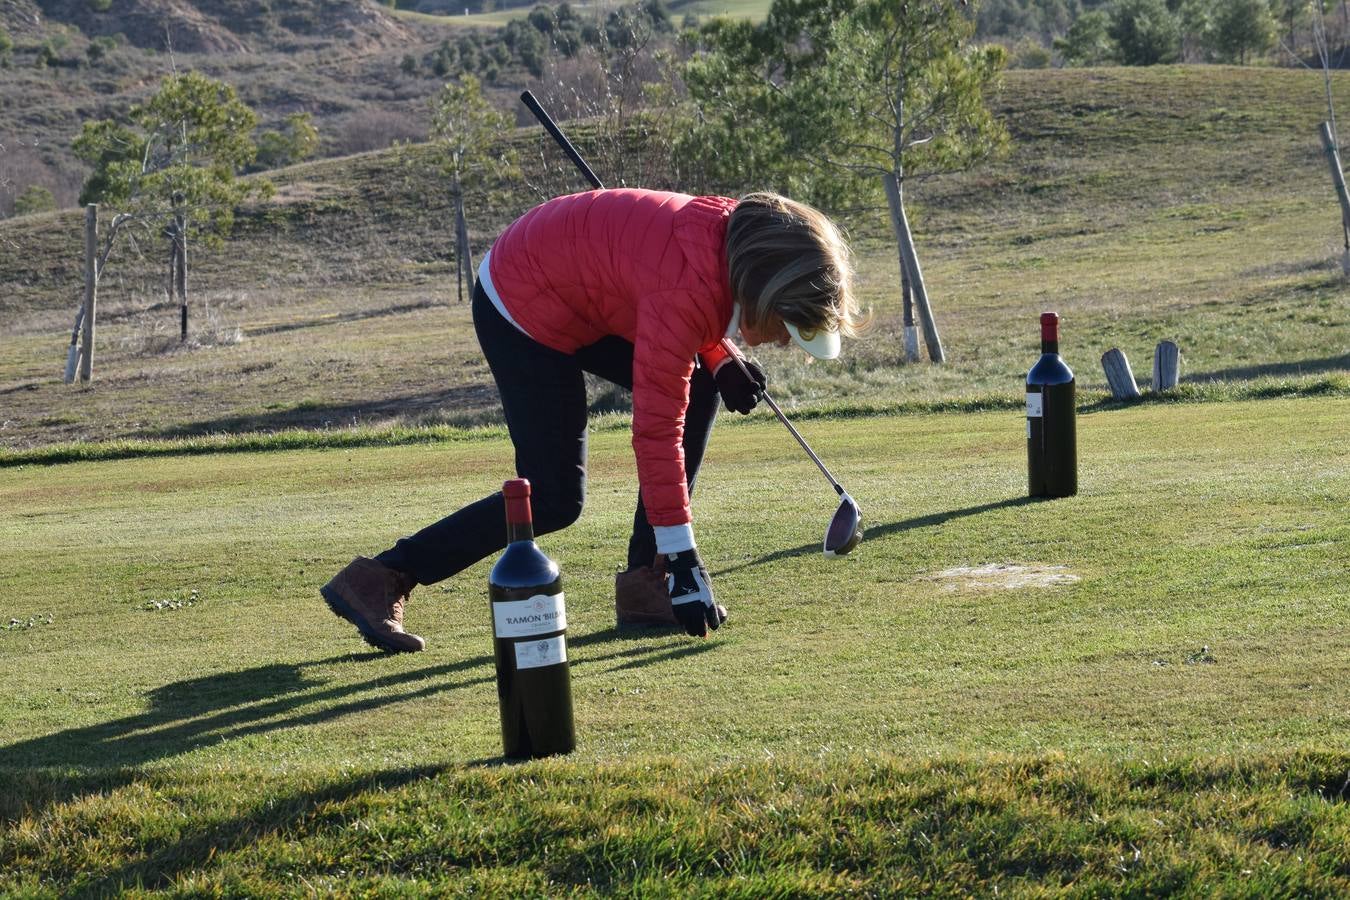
[{"left": 320, "top": 585, "right": 418, "bottom": 654}]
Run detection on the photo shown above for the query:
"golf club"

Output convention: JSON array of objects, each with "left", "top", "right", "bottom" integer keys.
[
  {"left": 721, "top": 341, "right": 863, "bottom": 557},
  {"left": 520, "top": 91, "right": 605, "bottom": 191},
  {"left": 520, "top": 90, "right": 862, "bottom": 557}
]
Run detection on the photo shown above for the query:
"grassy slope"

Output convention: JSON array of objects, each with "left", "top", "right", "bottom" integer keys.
[
  {"left": 0, "top": 4, "right": 471, "bottom": 210},
  {"left": 1, "top": 64, "right": 1349, "bottom": 890},
  {"left": 1, "top": 65, "right": 1348, "bottom": 452},
  {"left": 0, "top": 397, "right": 1347, "bottom": 890}
]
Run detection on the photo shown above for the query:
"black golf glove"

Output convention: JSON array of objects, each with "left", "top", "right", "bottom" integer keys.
[
  {"left": 714, "top": 357, "right": 766, "bottom": 414},
  {"left": 665, "top": 549, "right": 727, "bottom": 637}
]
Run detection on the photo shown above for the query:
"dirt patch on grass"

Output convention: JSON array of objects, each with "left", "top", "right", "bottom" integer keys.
[{"left": 934, "top": 563, "right": 1080, "bottom": 591}]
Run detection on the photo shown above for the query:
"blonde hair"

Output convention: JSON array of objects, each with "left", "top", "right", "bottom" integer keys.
[{"left": 726, "top": 192, "right": 867, "bottom": 340}]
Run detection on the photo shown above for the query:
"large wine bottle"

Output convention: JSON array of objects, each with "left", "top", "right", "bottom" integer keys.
[
  {"left": 1027, "top": 312, "right": 1077, "bottom": 498},
  {"left": 488, "top": 478, "right": 575, "bottom": 758}
]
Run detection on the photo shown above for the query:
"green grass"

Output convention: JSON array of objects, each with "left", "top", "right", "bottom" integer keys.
[
  {"left": 2, "top": 63, "right": 1349, "bottom": 891},
  {"left": 1, "top": 397, "right": 1347, "bottom": 890},
  {"left": 3, "top": 754, "right": 1347, "bottom": 894},
  {"left": 2, "top": 372, "right": 1347, "bottom": 467}
]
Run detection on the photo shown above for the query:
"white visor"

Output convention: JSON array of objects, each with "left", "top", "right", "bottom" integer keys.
[{"left": 784, "top": 322, "right": 841, "bottom": 360}]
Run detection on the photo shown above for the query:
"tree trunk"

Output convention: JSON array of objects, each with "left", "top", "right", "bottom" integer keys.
[
  {"left": 1341, "top": 0, "right": 1348, "bottom": 62},
  {"left": 456, "top": 191, "right": 474, "bottom": 301},
  {"left": 175, "top": 214, "right": 188, "bottom": 341},
  {"left": 78, "top": 204, "right": 97, "bottom": 383},
  {"left": 899, "top": 198, "right": 918, "bottom": 362},
  {"left": 883, "top": 172, "right": 944, "bottom": 363},
  {"left": 456, "top": 197, "right": 472, "bottom": 288}
]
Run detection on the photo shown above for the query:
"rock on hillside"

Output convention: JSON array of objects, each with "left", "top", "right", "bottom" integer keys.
[{"left": 13, "top": 0, "right": 414, "bottom": 53}]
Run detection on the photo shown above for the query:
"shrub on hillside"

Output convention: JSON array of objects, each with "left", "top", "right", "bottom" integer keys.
[
  {"left": 1108, "top": 0, "right": 1181, "bottom": 65},
  {"left": 1054, "top": 9, "right": 1114, "bottom": 65},
  {"left": 253, "top": 113, "right": 320, "bottom": 171},
  {"left": 1010, "top": 37, "right": 1053, "bottom": 68},
  {"left": 14, "top": 184, "right": 56, "bottom": 216}
]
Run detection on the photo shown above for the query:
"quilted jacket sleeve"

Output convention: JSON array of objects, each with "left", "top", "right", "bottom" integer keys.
[
  {"left": 698, "top": 340, "right": 736, "bottom": 374},
  {"left": 631, "top": 289, "right": 720, "bottom": 529}
]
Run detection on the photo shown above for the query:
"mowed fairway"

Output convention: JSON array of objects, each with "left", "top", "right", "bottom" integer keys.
[{"left": 1, "top": 397, "right": 1347, "bottom": 892}]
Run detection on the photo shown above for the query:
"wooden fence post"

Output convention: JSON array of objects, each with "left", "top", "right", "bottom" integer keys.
[
  {"left": 78, "top": 204, "right": 97, "bottom": 383},
  {"left": 1317, "top": 122, "right": 1350, "bottom": 273},
  {"left": 883, "top": 173, "right": 945, "bottom": 363},
  {"left": 1153, "top": 340, "right": 1180, "bottom": 391},
  {"left": 63, "top": 304, "right": 85, "bottom": 384},
  {"left": 901, "top": 280, "right": 920, "bottom": 362},
  {"left": 1101, "top": 348, "right": 1141, "bottom": 400}
]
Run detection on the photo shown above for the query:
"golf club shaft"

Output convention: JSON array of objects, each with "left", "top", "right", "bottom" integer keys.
[
  {"left": 520, "top": 91, "right": 605, "bottom": 190},
  {"left": 722, "top": 340, "right": 845, "bottom": 497},
  {"left": 519, "top": 90, "right": 848, "bottom": 500}
]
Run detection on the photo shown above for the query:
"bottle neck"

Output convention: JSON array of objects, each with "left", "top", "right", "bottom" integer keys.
[
  {"left": 507, "top": 520, "right": 535, "bottom": 544},
  {"left": 1040, "top": 313, "right": 1059, "bottom": 355},
  {"left": 505, "top": 490, "right": 534, "bottom": 544}
]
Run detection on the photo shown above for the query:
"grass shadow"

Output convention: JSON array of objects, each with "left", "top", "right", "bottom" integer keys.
[
  {"left": 1184, "top": 352, "right": 1350, "bottom": 383},
  {"left": 242, "top": 299, "right": 441, "bottom": 338},
  {"left": 0, "top": 652, "right": 493, "bottom": 774},
  {"left": 0, "top": 626, "right": 709, "bottom": 791},
  {"left": 141, "top": 384, "right": 500, "bottom": 438},
  {"left": 714, "top": 497, "right": 1040, "bottom": 576}
]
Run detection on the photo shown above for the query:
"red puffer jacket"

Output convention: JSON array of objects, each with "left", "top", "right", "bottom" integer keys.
[{"left": 487, "top": 189, "right": 738, "bottom": 528}]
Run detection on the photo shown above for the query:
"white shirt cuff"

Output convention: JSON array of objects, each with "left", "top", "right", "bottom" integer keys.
[{"left": 653, "top": 523, "right": 695, "bottom": 555}]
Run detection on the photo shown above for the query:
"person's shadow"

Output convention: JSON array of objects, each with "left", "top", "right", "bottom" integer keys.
[
  {"left": 0, "top": 628, "right": 710, "bottom": 779},
  {"left": 714, "top": 496, "right": 1039, "bottom": 576}
]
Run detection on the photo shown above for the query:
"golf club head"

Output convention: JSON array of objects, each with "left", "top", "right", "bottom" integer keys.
[{"left": 823, "top": 493, "right": 863, "bottom": 557}]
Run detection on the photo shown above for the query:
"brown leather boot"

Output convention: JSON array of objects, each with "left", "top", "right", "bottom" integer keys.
[
  {"left": 321, "top": 556, "right": 426, "bottom": 653},
  {"left": 615, "top": 563, "right": 679, "bottom": 629}
]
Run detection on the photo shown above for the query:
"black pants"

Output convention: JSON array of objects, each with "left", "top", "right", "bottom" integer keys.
[{"left": 376, "top": 283, "right": 721, "bottom": 585}]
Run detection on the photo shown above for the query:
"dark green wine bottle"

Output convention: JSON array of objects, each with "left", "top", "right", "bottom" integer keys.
[
  {"left": 1027, "top": 312, "right": 1077, "bottom": 498},
  {"left": 489, "top": 478, "right": 575, "bottom": 759}
]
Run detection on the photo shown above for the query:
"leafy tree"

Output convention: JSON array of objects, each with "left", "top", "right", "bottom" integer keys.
[
  {"left": 14, "top": 184, "right": 56, "bottom": 216},
  {"left": 805, "top": 0, "right": 1008, "bottom": 361},
  {"left": 1271, "top": 0, "right": 1307, "bottom": 57},
  {"left": 679, "top": 0, "right": 857, "bottom": 196},
  {"left": 72, "top": 71, "right": 269, "bottom": 340},
  {"left": 1054, "top": 9, "right": 1115, "bottom": 64},
  {"left": 684, "top": 0, "right": 1007, "bottom": 362},
  {"left": 0, "top": 27, "right": 12, "bottom": 67},
  {"left": 254, "top": 112, "right": 320, "bottom": 170},
  {"left": 1207, "top": 0, "right": 1276, "bottom": 63},
  {"left": 430, "top": 74, "right": 516, "bottom": 303},
  {"left": 504, "top": 18, "right": 548, "bottom": 76},
  {"left": 1172, "top": 0, "right": 1213, "bottom": 61},
  {"left": 1107, "top": 0, "right": 1181, "bottom": 64},
  {"left": 976, "top": 0, "right": 1081, "bottom": 38}
]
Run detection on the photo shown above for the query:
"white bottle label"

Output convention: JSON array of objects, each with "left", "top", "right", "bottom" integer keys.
[
  {"left": 493, "top": 592, "right": 566, "bottom": 638},
  {"left": 1026, "top": 392, "right": 1043, "bottom": 417},
  {"left": 515, "top": 634, "right": 567, "bottom": 669}
]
